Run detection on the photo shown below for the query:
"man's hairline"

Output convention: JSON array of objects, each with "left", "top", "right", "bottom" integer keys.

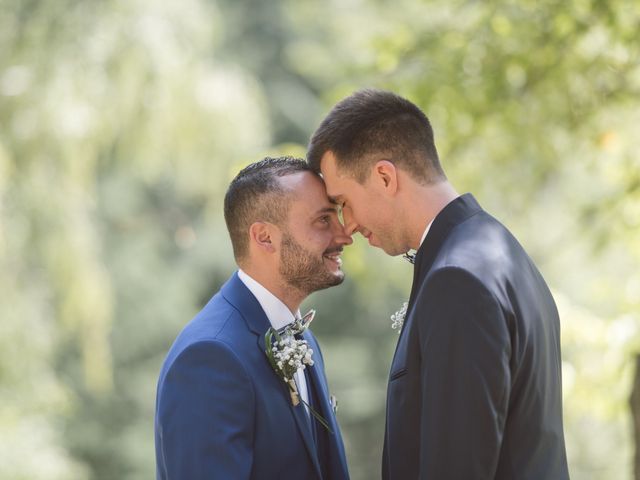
[
  {"left": 325, "top": 147, "right": 447, "bottom": 189},
  {"left": 243, "top": 168, "right": 331, "bottom": 236},
  {"left": 317, "top": 149, "right": 370, "bottom": 187}
]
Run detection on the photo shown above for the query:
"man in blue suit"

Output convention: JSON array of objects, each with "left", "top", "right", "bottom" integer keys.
[
  {"left": 155, "top": 157, "right": 352, "bottom": 479},
  {"left": 308, "top": 90, "right": 570, "bottom": 479}
]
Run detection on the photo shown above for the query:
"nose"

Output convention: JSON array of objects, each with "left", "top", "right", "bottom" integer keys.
[
  {"left": 332, "top": 216, "right": 353, "bottom": 246},
  {"left": 336, "top": 225, "right": 353, "bottom": 246},
  {"left": 341, "top": 206, "right": 360, "bottom": 237}
]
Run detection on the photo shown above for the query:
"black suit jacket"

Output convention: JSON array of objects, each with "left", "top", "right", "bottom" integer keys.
[{"left": 382, "top": 194, "right": 569, "bottom": 479}]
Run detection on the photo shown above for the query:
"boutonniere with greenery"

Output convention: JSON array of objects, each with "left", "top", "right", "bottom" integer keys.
[
  {"left": 264, "top": 309, "right": 332, "bottom": 432},
  {"left": 390, "top": 301, "right": 408, "bottom": 333}
]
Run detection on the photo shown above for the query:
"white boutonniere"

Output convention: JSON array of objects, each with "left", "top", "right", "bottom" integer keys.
[
  {"left": 266, "top": 333, "right": 314, "bottom": 406},
  {"left": 390, "top": 301, "right": 408, "bottom": 333},
  {"left": 264, "top": 310, "right": 332, "bottom": 432}
]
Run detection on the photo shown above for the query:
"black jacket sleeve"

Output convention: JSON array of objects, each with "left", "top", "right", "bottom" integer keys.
[{"left": 415, "top": 266, "right": 511, "bottom": 479}]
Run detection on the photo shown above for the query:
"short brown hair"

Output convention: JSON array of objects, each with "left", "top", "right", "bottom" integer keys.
[
  {"left": 224, "top": 157, "right": 314, "bottom": 262},
  {"left": 307, "top": 89, "right": 445, "bottom": 184}
]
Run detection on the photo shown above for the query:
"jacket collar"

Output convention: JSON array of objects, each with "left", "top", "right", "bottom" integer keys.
[
  {"left": 407, "top": 193, "right": 483, "bottom": 313},
  {"left": 237, "top": 269, "right": 299, "bottom": 331},
  {"left": 220, "top": 272, "right": 272, "bottom": 337}
]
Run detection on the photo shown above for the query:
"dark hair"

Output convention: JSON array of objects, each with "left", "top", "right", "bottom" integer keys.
[
  {"left": 307, "top": 89, "right": 445, "bottom": 183},
  {"left": 224, "top": 156, "right": 314, "bottom": 262}
]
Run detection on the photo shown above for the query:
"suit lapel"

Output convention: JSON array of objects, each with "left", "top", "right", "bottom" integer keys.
[
  {"left": 302, "top": 331, "right": 350, "bottom": 479},
  {"left": 288, "top": 389, "right": 323, "bottom": 478},
  {"left": 303, "top": 332, "right": 333, "bottom": 429},
  {"left": 221, "top": 273, "right": 322, "bottom": 479}
]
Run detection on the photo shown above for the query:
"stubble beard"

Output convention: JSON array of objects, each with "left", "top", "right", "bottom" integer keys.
[{"left": 279, "top": 232, "right": 344, "bottom": 296}]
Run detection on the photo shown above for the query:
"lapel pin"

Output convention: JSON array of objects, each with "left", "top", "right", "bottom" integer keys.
[{"left": 330, "top": 395, "right": 338, "bottom": 414}]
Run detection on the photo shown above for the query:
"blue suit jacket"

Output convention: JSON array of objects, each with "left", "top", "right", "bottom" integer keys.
[
  {"left": 155, "top": 273, "right": 350, "bottom": 480},
  {"left": 383, "top": 194, "right": 569, "bottom": 479}
]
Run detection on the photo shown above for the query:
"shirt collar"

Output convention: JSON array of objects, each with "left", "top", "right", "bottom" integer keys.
[
  {"left": 418, "top": 195, "right": 460, "bottom": 248},
  {"left": 419, "top": 220, "right": 433, "bottom": 248},
  {"left": 237, "top": 269, "right": 300, "bottom": 330}
]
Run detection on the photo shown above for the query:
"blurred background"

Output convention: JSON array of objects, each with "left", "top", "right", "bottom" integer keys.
[{"left": 1, "top": 0, "right": 639, "bottom": 478}]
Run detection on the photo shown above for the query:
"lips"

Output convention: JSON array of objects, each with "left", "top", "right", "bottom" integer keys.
[{"left": 323, "top": 248, "right": 343, "bottom": 267}]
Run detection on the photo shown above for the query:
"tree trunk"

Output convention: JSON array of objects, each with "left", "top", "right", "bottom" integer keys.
[{"left": 630, "top": 355, "right": 640, "bottom": 480}]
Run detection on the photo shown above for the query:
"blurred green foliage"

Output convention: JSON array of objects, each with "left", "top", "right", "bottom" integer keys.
[{"left": 1, "top": 0, "right": 638, "bottom": 479}]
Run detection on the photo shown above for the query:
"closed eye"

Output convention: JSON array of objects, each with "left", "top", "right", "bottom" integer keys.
[
  {"left": 314, "top": 206, "right": 340, "bottom": 227},
  {"left": 328, "top": 195, "right": 345, "bottom": 210}
]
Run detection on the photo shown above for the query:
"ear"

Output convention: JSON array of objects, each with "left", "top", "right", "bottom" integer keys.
[
  {"left": 372, "top": 160, "right": 398, "bottom": 195},
  {"left": 248, "top": 222, "right": 279, "bottom": 254}
]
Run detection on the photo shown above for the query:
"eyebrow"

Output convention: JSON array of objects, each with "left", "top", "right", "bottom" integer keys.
[{"left": 314, "top": 205, "right": 338, "bottom": 216}]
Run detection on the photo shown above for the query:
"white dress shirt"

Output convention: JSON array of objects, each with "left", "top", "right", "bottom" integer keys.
[
  {"left": 237, "top": 269, "right": 310, "bottom": 408},
  {"left": 418, "top": 196, "right": 460, "bottom": 249},
  {"left": 419, "top": 220, "right": 433, "bottom": 248}
]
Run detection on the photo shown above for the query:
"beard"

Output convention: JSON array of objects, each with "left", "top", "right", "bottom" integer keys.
[{"left": 279, "top": 232, "right": 345, "bottom": 295}]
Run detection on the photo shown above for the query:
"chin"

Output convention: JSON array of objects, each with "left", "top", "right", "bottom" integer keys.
[
  {"left": 308, "top": 275, "right": 344, "bottom": 294},
  {"left": 327, "top": 271, "right": 345, "bottom": 286},
  {"left": 380, "top": 238, "right": 409, "bottom": 256},
  {"left": 325, "top": 268, "right": 344, "bottom": 281},
  {"left": 379, "top": 244, "right": 402, "bottom": 256}
]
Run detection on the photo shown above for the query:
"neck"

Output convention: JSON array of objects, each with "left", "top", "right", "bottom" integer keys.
[
  {"left": 274, "top": 280, "right": 306, "bottom": 313},
  {"left": 401, "top": 180, "right": 458, "bottom": 250},
  {"left": 240, "top": 265, "right": 304, "bottom": 314}
]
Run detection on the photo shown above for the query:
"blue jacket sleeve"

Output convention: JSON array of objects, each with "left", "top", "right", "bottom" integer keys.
[
  {"left": 156, "top": 340, "right": 255, "bottom": 479},
  {"left": 416, "top": 267, "right": 511, "bottom": 479}
]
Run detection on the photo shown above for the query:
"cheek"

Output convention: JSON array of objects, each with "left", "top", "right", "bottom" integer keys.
[
  {"left": 304, "top": 229, "right": 333, "bottom": 251},
  {"left": 358, "top": 203, "right": 378, "bottom": 226},
  {"left": 322, "top": 230, "right": 337, "bottom": 247}
]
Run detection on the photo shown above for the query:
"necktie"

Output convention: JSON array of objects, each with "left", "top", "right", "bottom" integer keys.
[{"left": 303, "top": 366, "right": 318, "bottom": 444}]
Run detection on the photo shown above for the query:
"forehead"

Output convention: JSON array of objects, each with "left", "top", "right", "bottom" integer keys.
[
  {"left": 279, "top": 171, "right": 333, "bottom": 213},
  {"left": 318, "top": 151, "right": 355, "bottom": 200}
]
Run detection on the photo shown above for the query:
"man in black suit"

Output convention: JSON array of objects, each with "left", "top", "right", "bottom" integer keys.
[{"left": 307, "top": 89, "right": 570, "bottom": 479}]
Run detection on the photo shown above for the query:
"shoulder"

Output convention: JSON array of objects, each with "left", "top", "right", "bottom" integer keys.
[
  {"left": 443, "top": 212, "right": 515, "bottom": 261},
  {"left": 430, "top": 212, "right": 530, "bottom": 290},
  {"left": 160, "top": 297, "right": 254, "bottom": 377},
  {"left": 157, "top": 336, "right": 257, "bottom": 411},
  {"left": 161, "top": 335, "right": 250, "bottom": 381}
]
